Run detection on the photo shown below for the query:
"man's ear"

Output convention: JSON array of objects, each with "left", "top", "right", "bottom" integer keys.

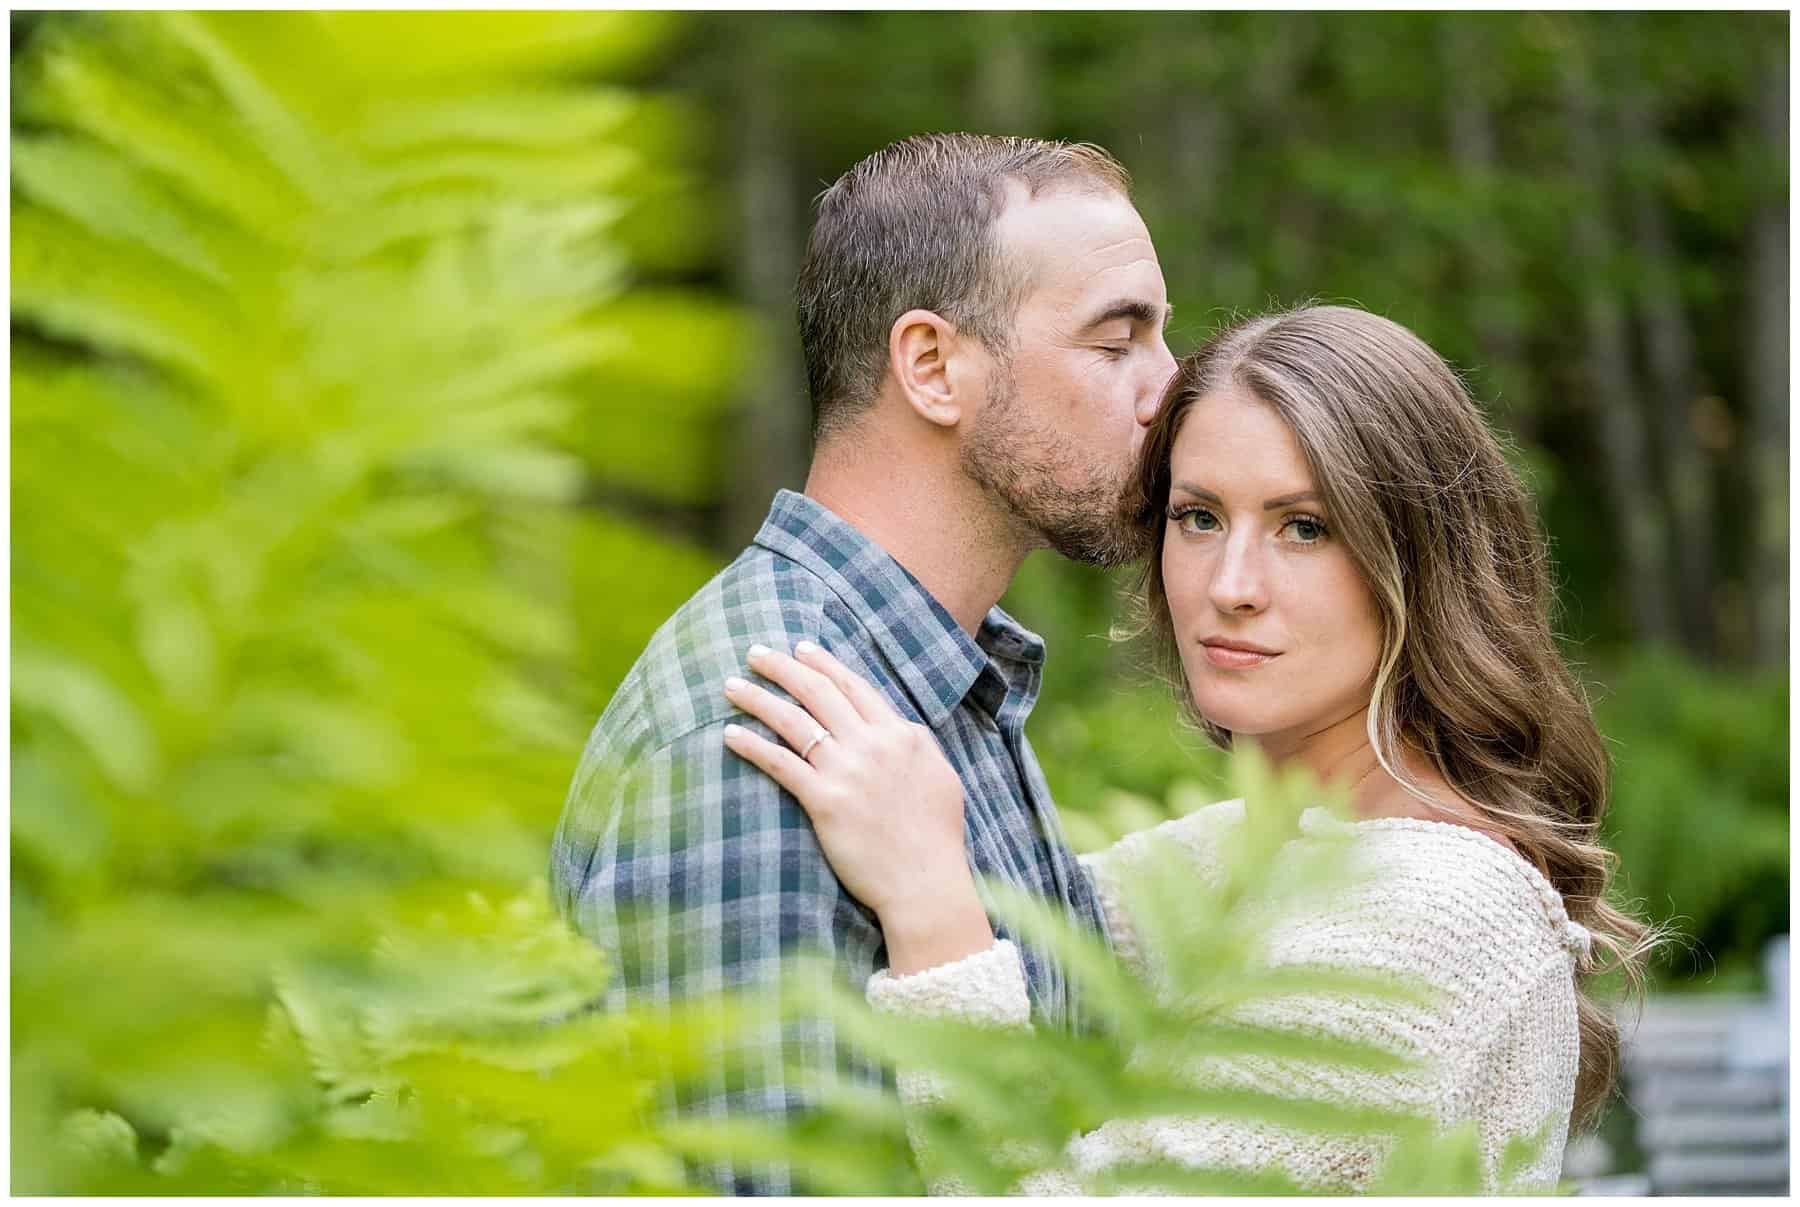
[{"left": 887, "top": 309, "right": 967, "bottom": 429}]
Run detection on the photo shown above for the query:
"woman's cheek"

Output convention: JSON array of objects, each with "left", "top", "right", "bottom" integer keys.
[{"left": 1161, "top": 543, "right": 1207, "bottom": 630}]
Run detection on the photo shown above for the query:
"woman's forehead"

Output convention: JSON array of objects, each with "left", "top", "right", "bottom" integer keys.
[{"left": 1170, "top": 390, "right": 1315, "bottom": 491}]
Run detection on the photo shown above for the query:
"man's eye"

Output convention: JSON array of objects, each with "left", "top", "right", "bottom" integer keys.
[{"left": 1099, "top": 344, "right": 1130, "bottom": 358}]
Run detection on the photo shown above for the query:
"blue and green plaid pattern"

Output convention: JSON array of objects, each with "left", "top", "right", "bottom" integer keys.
[{"left": 550, "top": 490, "right": 1110, "bottom": 1194}]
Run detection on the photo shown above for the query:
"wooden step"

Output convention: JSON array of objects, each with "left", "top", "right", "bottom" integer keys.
[
  {"left": 1638, "top": 1110, "right": 1789, "bottom": 1149},
  {"left": 1632, "top": 1067, "right": 1786, "bottom": 1112},
  {"left": 1648, "top": 1150, "right": 1790, "bottom": 1195}
]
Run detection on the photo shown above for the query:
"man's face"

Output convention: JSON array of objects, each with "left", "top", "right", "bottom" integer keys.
[{"left": 961, "top": 184, "right": 1177, "bottom": 567}]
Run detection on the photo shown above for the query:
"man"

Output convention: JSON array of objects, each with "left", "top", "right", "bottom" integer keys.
[{"left": 550, "top": 133, "right": 1176, "bottom": 1194}]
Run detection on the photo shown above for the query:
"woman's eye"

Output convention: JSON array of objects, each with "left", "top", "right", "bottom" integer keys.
[
  {"left": 1170, "top": 506, "right": 1219, "bottom": 533},
  {"left": 1284, "top": 516, "right": 1328, "bottom": 543},
  {"left": 1099, "top": 344, "right": 1130, "bottom": 359}
]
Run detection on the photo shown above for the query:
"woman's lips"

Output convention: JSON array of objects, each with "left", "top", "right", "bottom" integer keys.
[{"left": 1202, "top": 642, "right": 1279, "bottom": 669}]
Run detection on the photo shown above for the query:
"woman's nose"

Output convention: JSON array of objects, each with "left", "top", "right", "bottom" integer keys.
[{"left": 1208, "top": 534, "right": 1268, "bottom": 614}]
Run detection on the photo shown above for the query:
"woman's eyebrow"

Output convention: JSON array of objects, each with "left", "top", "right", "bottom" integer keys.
[
  {"left": 1170, "top": 483, "right": 1321, "bottom": 510},
  {"left": 1261, "top": 491, "right": 1321, "bottom": 510}
]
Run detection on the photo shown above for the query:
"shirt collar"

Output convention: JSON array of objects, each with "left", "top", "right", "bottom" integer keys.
[{"left": 752, "top": 490, "right": 1045, "bottom": 728}]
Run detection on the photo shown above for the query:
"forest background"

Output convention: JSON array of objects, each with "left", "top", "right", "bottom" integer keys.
[{"left": 10, "top": 9, "right": 1789, "bottom": 1194}]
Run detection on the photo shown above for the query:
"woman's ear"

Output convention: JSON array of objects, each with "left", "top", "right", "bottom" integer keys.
[{"left": 887, "top": 308, "right": 964, "bottom": 429}]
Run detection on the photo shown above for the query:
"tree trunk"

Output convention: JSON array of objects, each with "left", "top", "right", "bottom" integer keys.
[
  {"left": 1438, "top": 17, "right": 1537, "bottom": 442},
  {"left": 1124, "top": 19, "right": 1239, "bottom": 318},
  {"left": 1618, "top": 82, "right": 1718, "bottom": 658},
  {"left": 724, "top": 24, "right": 811, "bottom": 549},
  {"left": 1745, "top": 43, "right": 1788, "bottom": 667},
  {"left": 1263, "top": 17, "right": 1323, "bottom": 291},
  {"left": 1165, "top": 86, "right": 1227, "bottom": 309},
  {"left": 1556, "top": 31, "right": 1678, "bottom": 647},
  {"left": 969, "top": 12, "right": 1045, "bottom": 135}
]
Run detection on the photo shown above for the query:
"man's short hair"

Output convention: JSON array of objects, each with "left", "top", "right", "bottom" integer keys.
[{"left": 796, "top": 133, "right": 1133, "bottom": 442}]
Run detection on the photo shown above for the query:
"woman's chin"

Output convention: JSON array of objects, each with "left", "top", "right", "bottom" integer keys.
[{"left": 1191, "top": 697, "right": 1279, "bottom": 739}]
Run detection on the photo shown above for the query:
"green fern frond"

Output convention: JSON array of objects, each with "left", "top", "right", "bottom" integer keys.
[{"left": 14, "top": 10, "right": 737, "bottom": 1194}]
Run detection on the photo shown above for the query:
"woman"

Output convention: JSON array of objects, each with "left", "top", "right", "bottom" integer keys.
[{"left": 719, "top": 305, "right": 1654, "bottom": 1193}]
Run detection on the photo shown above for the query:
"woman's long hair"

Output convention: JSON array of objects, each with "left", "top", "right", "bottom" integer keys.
[{"left": 1126, "top": 304, "right": 1660, "bottom": 1128}]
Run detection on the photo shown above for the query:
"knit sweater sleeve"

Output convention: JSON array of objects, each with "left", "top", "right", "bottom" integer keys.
[
  {"left": 866, "top": 817, "right": 1583, "bottom": 1195},
  {"left": 866, "top": 940, "right": 1082, "bottom": 1195},
  {"left": 1078, "top": 798, "right": 1247, "bottom": 982}
]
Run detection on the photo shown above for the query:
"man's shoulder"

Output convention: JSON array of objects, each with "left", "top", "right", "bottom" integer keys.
[{"left": 598, "top": 543, "right": 874, "bottom": 758}]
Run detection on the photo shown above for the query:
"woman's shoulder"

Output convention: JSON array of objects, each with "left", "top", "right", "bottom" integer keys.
[
  {"left": 1297, "top": 806, "right": 1591, "bottom": 964},
  {"left": 1084, "top": 791, "right": 1591, "bottom": 972}
]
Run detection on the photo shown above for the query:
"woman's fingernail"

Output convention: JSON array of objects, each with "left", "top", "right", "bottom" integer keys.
[
  {"left": 747, "top": 643, "right": 771, "bottom": 659},
  {"left": 723, "top": 723, "right": 743, "bottom": 739},
  {"left": 795, "top": 640, "right": 818, "bottom": 656},
  {"left": 724, "top": 676, "right": 747, "bottom": 693}
]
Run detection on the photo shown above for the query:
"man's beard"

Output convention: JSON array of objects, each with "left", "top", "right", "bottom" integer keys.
[{"left": 960, "top": 365, "right": 1152, "bottom": 568}]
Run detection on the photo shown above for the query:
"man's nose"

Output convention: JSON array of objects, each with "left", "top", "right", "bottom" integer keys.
[{"left": 1136, "top": 343, "right": 1180, "bottom": 427}]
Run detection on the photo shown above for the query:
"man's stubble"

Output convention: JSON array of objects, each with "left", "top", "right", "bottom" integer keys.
[{"left": 959, "top": 361, "right": 1152, "bottom": 570}]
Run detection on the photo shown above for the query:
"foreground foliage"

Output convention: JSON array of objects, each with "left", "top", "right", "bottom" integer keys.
[{"left": 11, "top": 11, "right": 732, "bottom": 1192}]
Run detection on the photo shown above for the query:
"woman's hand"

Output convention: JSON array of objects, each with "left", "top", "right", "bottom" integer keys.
[{"left": 722, "top": 640, "right": 994, "bottom": 973}]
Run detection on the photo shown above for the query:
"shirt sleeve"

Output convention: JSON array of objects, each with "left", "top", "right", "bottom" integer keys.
[{"left": 553, "top": 716, "right": 885, "bottom": 1195}]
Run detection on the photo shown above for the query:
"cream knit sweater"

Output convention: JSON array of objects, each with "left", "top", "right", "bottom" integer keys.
[{"left": 867, "top": 800, "right": 1590, "bottom": 1195}]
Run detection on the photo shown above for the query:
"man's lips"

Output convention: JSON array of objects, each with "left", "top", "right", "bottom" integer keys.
[{"left": 1201, "top": 639, "right": 1280, "bottom": 669}]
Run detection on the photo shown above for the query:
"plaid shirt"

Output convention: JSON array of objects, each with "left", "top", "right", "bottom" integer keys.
[{"left": 550, "top": 489, "right": 1110, "bottom": 1194}]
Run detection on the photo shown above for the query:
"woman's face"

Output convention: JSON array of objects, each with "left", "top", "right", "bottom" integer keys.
[{"left": 1161, "top": 387, "right": 1384, "bottom": 755}]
